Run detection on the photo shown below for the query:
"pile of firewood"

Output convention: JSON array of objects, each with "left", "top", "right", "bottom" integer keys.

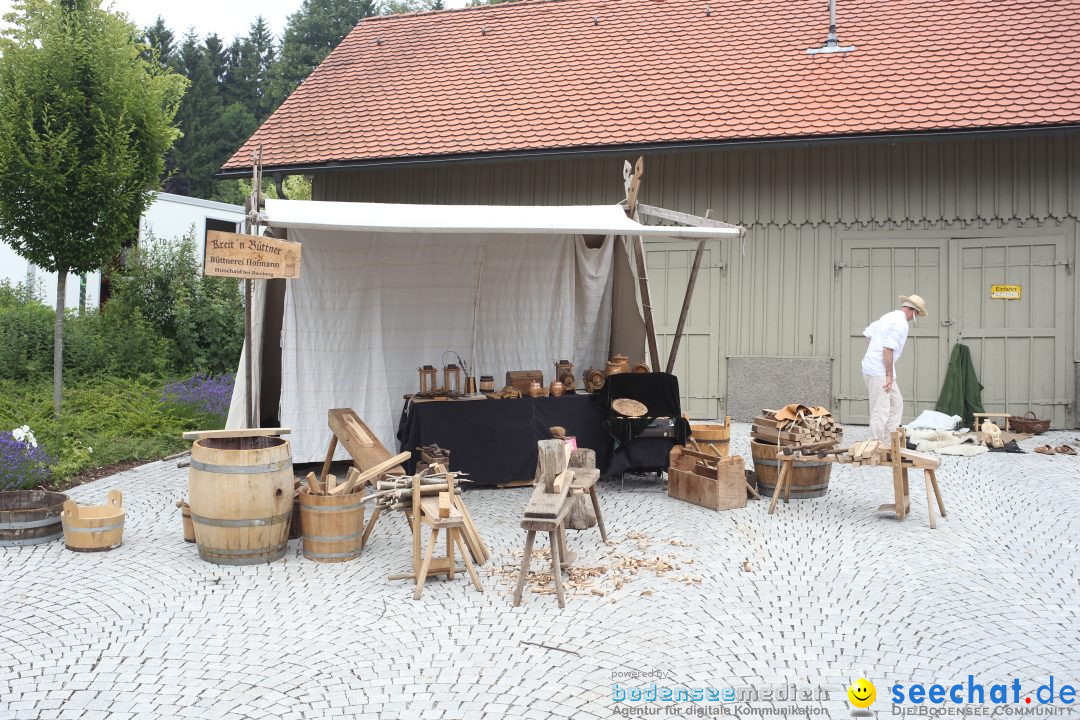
[
  {"left": 752, "top": 408, "right": 843, "bottom": 448},
  {"left": 368, "top": 467, "right": 490, "bottom": 565},
  {"left": 364, "top": 470, "right": 466, "bottom": 511}
]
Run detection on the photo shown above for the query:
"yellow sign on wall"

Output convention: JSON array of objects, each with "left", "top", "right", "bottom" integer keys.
[{"left": 990, "top": 284, "right": 1021, "bottom": 300}]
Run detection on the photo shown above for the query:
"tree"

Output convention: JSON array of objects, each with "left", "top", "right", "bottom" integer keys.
[
  {"left": 142, "top": 15, "right": 179, "bottom": 71},
  {"left": 271, "top": 0, "right": 378, "bottom": 108},
  {"left": 167, "top": 32, "right": 226, "bottom": 198},
  {"left": 0, "top": 0, "right": 186, "bottom": 415}
]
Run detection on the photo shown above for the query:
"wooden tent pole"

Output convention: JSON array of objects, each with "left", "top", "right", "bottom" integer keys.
[
  {"left": 665, "top": 209, "right": 713, "bottom": 373},
  {"left": 243, "top": 147, "right": 264, "bottom": 429},
  {"left": 623, "top": 157, "right": 660, "bottom": 369}
]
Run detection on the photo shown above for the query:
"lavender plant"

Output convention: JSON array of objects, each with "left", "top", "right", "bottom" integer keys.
[
  {"left": 0, "top": 427, "right": 51, "bottom": 490},
  {"left": 163, "top": 373, "right": 235, "bottom": 420}
]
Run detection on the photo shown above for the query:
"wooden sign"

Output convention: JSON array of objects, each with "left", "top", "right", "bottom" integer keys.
[
  {"left": 204, "top": 231, "right": 301, "bottom": 280},
  {"left": 990, "top": 284, "right": 1021, "bottom": 300}
]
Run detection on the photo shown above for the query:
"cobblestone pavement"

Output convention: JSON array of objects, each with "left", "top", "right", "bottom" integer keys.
[{"left": 2, "top": 424, "right": 1080, "bottom": 720}]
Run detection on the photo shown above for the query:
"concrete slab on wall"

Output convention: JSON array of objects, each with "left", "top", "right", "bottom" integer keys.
[{"left": 727, "top": 357, "right": 833, "bottom": 422}]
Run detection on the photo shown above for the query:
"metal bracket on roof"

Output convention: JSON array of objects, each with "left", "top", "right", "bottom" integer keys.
[
  {"left": 807, "top": 42, "right": 855, "bottom": 55},
  {"left": 807, "top": 0, "right": 855, "bottom": 55}
]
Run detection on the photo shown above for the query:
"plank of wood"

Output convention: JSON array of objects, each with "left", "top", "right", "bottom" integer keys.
[
  {"left": 419, "top": 496, "right": 462, "bottom": 525},
  {"left": 438, "top": 492, "right": 451, "bottom": 518},
  {"left": 306, "top": 471, "right": 322, "bottom": 495},
  {"left": 899, "top": 448, "right": 941, "bottom": 469},
  {"left": 182, "top": 427, "right": 290, "bottom": 441},
  {"left": 325, "top": 473, "right": 338, "bottom": 493},
  {"left": 329, "top": 451, "right": 412, "bottom": 495},
  {"left": 631, "top": 234, "right": 661, "bottom": 370},
  {"left": 327, "top": 408, "right": 405, "bottom": 474},
  {"left": 525, "top": 443, "right": 574, "bottom": 518},
  {"left": 496, "top": 480, "right": 534, "bottom": 489},
  {"left": 453, "top": 496, "right": 489, "bottom": 565},
  {"left": 666, "top": 234, "right": 707, "bottom": 374},
  {"left": 635, "top": 203, "right": 740, "bottom": 230},
  {"left": 319, "top": 435, "right": 338, "bottom": 482}
]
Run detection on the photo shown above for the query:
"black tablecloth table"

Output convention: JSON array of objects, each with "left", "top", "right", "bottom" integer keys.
[{"left": 396, "top": 395, "right": 612, "bottom": 488}]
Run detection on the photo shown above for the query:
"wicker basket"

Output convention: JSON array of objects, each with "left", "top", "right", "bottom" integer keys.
[{"left": 1008, "top": 411, "right": 1050, "bottom": 435}]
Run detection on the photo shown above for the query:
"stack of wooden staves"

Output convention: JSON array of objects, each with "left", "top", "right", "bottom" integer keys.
[
  {"left": 305, "top": 451, "right": 411, "bottom": 496},
  {"left": 752, "top": 409, "right": 843, "bottom": 449},
  {"left": 834, "top": 439, "right": 886, "bottom": 466}
]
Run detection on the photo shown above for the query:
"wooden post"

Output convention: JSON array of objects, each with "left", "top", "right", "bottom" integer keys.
[
  {"left": 623, "top": 157, "right": 661, "bottom": 369},
  {"left": 665, "top": 209, "right": 713, "bottom": 373},
  {"left": 244, "top": 278, "right": 253, "bottom": 428}
]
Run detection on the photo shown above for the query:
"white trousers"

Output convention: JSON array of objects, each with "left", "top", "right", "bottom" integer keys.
[{"left": 864, "top": 374, "right": 903, "bottom": 442}]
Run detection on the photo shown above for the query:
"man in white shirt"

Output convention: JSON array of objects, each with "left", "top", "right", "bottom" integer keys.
[{"left": 861, "top": 294, "right": 927, "bottom": 441}]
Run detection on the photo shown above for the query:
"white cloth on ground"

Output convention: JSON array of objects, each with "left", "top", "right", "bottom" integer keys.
[
  {"left": 861, "top": 309, "right": 909, "bottom": 377},
  {"left": 905, "top": 409, "right": 963, "bottom": 431}
]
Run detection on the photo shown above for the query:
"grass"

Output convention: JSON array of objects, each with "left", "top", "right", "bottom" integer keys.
[{"left": 0, "top": 375, "right": 226, "bottom": 488}]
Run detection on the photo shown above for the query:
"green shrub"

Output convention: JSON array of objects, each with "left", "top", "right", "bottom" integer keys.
[
  {"left": 108, "top": 232, "right": 244, "bottom": 375},
  {"left": 0, "top": 299, "right": 54, "bottom": 381},
  {"left": 0, "top": 232, "right": 243, "bottom": 382},
  {"left": 0, "top": 375, "right": 224, "bottom": 481}
]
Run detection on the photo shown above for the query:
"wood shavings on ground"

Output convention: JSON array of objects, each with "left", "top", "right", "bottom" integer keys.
[{"left": 497, "top": 532, "right": 702, "bottom": 597}]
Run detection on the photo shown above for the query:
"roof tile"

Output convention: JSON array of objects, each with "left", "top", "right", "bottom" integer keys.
[{"left": 224, "top": 0, "right": 1080, "bottom": 170}]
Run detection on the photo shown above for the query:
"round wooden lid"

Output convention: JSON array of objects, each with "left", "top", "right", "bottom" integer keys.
[{"left": 612, "top": 398, "right": 648, "bottom": 418}]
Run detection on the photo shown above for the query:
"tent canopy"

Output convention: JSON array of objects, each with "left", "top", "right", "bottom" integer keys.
[{"left": 261, "top": 199, "right": 744, "bottom": 240}]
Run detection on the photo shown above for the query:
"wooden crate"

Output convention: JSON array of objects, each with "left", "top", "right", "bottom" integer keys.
[{"left": 667, "top": 456, "right": 746, "bottom": 511}]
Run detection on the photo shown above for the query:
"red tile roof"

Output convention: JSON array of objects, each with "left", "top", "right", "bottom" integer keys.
[{"left": 222, "top": 0, "right": 1080, "bottom": 172}]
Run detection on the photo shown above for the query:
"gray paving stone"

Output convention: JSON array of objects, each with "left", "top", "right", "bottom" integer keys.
[{"left": 1, "top": 425, "right": 1078, "bottom": 718}]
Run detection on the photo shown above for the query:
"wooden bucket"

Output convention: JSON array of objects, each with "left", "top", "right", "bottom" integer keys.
[
  {"left": 750, "top": 440, "right": 831, "bottom": 499},
  {"left": 62, "top": 490, "right": 124, "bottom": 552},
  {"left": 298, "top": 488, "right": 364, "bottom": 563},
  {"left": 188, "top": 435, "right": 293, "bottom": 566},
  {"left": 0, "top": 490, "right": 68, "bottom": 546},
  {"left": 691, "top": 417, "right": 731, "bottom": 457},
  {"left": 178, "top": 501, "right": 195, "bottom": 542}
]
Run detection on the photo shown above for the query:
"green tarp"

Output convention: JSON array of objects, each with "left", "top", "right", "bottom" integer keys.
[{"left": 935, "top": 343, "right": 985, "bottom": 428}]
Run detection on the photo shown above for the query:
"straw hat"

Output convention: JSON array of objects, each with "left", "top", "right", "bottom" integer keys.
[{"left": 899, "top": 294, "right": 928, "bottom": 317}]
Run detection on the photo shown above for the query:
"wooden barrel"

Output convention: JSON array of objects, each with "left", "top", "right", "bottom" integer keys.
[
  {"left": 188, "top": 436, "right": 293, "bottom": 565},
  {"left": 0, "top": 490, "right": 68, "bottom": 546},
  {"left": 298, "top": 488, "right": 364, "bottom": 563},
  {"left": 62, "top": 489, "right": 124, "bottom": 552},
  {"left": 691, "top": 418, "right": 731, "bottom": 458},
  {"left": 750, "top": 440, "right": 831, "bottom": 499}
]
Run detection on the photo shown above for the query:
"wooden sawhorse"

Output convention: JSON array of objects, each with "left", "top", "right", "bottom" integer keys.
[
  {"left": 767, "top": 429, "right": 947, "bottom": 528},
  {"left": 388, "top": 473, "right": 483, "bottom": 599}
]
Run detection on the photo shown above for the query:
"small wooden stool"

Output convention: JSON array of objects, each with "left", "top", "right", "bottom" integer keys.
[
  {"left": 512, "top": 440, "right": 580, "bottom": 608},
  {"left": 512, "top": 497, "right": 574, "bottom": 608}
]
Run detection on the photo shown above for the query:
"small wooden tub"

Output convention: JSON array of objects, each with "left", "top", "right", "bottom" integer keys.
[
  {"left": 751, "top": 440, "right": 831, "bottom": 499},
  {"left": 298, "top": 488, "right": 364, "bottom": 563},
  {"left": 177, "top": 500, "right": 195, "bottom": 542},
  {"left": 0, "top": 490, "right": 69, "bottom": 546},
  {"left": 62, "top": 490, "right": 124, "bottom": 552},
  {"left": 691, "top": 417, "right": 731, "bottom": 458},
  {"left": 188, "top": 435, "right": 293, "bottom": 566}
]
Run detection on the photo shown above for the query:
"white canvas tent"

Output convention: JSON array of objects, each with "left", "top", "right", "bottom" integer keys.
[{"left": 226, "top": 199, "right": 742, "bottom": 463}]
